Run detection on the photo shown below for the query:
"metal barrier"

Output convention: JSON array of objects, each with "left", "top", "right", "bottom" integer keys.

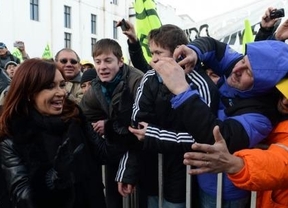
[{"left": 103, "top": 160, "right": 258, "bottom": 208}]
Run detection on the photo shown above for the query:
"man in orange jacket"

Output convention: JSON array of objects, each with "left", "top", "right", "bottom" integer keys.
[{"left": 183, "top": 78, "right": 288, "bottom": 207}]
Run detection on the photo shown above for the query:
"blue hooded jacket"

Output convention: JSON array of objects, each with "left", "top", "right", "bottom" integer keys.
[{"left": 182, "top": 38, "right": 288, "bottom": 201}]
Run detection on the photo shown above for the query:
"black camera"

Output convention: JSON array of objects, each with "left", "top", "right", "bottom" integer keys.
[
  {"left": 270, "top": 8, "right": 285, "bottom": 19},
  {"left": 119, "top": 19, "right": 130, "bottom": 31}
]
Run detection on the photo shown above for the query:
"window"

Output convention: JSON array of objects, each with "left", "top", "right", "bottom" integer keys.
[
  {"left": 30, "top": 0, "right": 39, "bottom": 21},
  {"left": 91, "top": 38, "right": 97, "bottom": 55},
  {"left": 113, "top": 21, "right": 118, "bottom": 39},
  {"left": 64, "top": 6, "right": 71, "bottom": 28},
  {"left": 91, "top": 14, "right": 97, "bottom": 34},
  {"left": 64, "top": 32, "right": 72, "bottom": 48},
  {"left": 111, "top": 0, "right": 118, "bottom": 5}
]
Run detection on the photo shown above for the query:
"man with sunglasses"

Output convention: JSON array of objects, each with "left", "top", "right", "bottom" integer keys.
[{"left": 55, "top": 48, "right": 83, "bottom": 104}]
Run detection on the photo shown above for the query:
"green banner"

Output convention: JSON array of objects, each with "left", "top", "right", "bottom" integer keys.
[
  {"left": 242, "top": 19, "right": 254, "bottom": 54},
  {"left": 134, "top": 0, "right": 162, "bottom": 62},
  {"left": 42, "top": 43, "right": 53, "bottom": 59},
  {"left": 12, "top": 47, "right": 23, "bottom": 62}
]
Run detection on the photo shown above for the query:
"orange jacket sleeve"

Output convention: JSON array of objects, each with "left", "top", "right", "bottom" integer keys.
[{"left": 228, "top": 120, "right": 288, "bottom": 191}]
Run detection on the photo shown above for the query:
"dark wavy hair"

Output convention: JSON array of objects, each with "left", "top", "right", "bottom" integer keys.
[{"left": 0, "top": 58, "right": 79, "bottom": 137}]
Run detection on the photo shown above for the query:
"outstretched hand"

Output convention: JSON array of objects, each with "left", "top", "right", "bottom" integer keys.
[{"left": 183, "top": 126, "right": 244, "bottom": 175}]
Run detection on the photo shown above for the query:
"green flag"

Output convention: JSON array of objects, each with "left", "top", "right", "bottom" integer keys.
[
  {"left": 242, "top": 19, "right": 254, "bottom": 54},
  {"left": 12, "top": 47, "right": 23, "bottom": 62},
  {"left": 134, "top": 0, "right": 162, "bottom": 62},
  {"left": 42, "top": 43, "right": 53, "bottom": 59}
]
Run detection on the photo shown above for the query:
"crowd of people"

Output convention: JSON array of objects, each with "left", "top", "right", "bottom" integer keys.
[{"left": 0, "top": 6, "right": 287, "bottom": 208}]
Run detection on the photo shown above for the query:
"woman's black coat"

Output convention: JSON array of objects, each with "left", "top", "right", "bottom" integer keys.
[{"left": 0, "top": 108, "right": 125, "bottom": 208}]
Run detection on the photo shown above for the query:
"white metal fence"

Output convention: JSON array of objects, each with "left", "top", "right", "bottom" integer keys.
[{"left": 103, "top": 159, "right": 257, "bottom": 208}]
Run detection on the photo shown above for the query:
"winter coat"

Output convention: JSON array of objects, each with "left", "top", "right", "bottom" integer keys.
[
  {"left": 0, "top": 107, "right": 126, "bottom": 208},
  {"left": 229, "top": 119, "right": 288, "bottom": 208},
  {"left": 66, "top": 72, "right": 83, "bottom": 104},
  {"left": 0, "top": 52, "right": 20, "bottom": 70},
  {"left": 131, "top": 37, "right": 281, "bottom": 201},
  {"left": 117, "top": 67, "right": 219, "bottom": 203}
]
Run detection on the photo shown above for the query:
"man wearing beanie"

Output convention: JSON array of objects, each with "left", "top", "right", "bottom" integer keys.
[{"left": 80, "top": 68, "right": 97, "bottom": 94}]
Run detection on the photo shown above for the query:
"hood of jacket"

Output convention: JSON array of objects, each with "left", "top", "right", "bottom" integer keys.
[{"left": 221, "top": 40, "right": 288, "bottom": 98}]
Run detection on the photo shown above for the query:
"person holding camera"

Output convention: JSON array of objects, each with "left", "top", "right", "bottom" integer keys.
[
  {"left": 255, "top": 7, "right": 286, "bottom": 41},
  {"left": 116, "top": 19, "right": 151, "bottom": 73},
  {"left": 14, "top": 41, "right": 30, "bottom": 61}
]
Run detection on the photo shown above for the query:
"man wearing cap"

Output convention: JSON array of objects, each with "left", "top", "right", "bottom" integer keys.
[
  {"left": 80, "top": 60, "right": 95, "bottom": 72},
  {"left": 0, "top": 42, "right": 20, "bottom": 69},
  {"left": 0, "top": 42, "right": 20, "bottom": 94},
  {"left": 129, "top": 37, "right": 288, "bottom": 207},
  {"left": 182, "top": 77, "right": 288, "bottom": 207}
]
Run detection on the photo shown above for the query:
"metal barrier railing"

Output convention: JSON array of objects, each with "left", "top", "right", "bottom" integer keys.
[{"left": 103, "top": 158, "right": 258, "bottom": 208}]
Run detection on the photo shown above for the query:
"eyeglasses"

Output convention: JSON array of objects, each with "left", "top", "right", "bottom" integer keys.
[{"left": 59, "top": 58, "right": 78, "bottom": 65}]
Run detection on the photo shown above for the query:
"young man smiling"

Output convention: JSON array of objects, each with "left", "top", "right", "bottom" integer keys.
[{"left": 80, "top": 38, "right": 143, "bottom": 208}]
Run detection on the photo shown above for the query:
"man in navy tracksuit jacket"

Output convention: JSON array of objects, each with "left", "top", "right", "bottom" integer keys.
[
  {"left": 130, "top": 37, "right": 288, "bottom": 207},
  {"left": 117, "top": 25, "right": 219, "bottom": 207}
]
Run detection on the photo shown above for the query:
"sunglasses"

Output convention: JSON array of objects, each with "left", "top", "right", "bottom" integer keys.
[{"left": 59, "top": 58, "right": 78, "bottom": 65}]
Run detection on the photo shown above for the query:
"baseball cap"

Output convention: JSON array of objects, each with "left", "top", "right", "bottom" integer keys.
[
  {"left": 276, "top": 78, "right": 288, "bottom": 99},
  {"left": 0, "top": 42, "right": 6, "bottom": 49},
  {"left": 80, "top": 60, "right": 94, "bottom": 67}
]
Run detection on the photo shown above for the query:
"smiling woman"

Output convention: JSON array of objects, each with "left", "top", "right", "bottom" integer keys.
[{"left": 0, "top": 58, "right": 129, "bottom": 208}]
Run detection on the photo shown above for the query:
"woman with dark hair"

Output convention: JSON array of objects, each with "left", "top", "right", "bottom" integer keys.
[{"left": 0, "top": 58, "right": 125, "bottom": 208}]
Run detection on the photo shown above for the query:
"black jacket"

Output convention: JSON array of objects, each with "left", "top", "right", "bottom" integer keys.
[
  {"left": 0, "top": 107, "right": 126, "bottom": 208},
  {"left": 117, "top": 40, "right": 220, "bottom": 203}
]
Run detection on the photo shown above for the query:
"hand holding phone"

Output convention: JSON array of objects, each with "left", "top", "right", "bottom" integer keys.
[
  {"left": 270, "top": 8, "right": 285, "bottom": 19},
  {"left": 119, "top": 19, "right": 130, "bottom": 31}
]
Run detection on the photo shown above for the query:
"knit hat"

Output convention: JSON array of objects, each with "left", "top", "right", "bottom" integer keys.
[
  {"left": 240, "top": 40, "right": 288, "bottom": 97},
  {"left": 80, "top": 68, "right": 97, "bottom": 84},
  {"left": 4, "top": 61, "right": 18, "bottom": 70},
  {"left": 0, "top": 42, "right": 7, "bottom": 49},
  {"left": 276, "top": 78, "right": 288, "bottom": 99}
]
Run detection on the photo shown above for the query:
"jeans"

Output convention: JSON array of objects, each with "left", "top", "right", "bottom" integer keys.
[
  {"left": 199, "top": 188, "right": 249, "bottom": 208},
  {"left": 148, "top": 196, "right": 186, "bottom": 208}
]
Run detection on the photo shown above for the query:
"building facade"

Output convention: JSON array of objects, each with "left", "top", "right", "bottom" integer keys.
[{"left": 0, "top": 0, "right": 191, "bottom": 63}]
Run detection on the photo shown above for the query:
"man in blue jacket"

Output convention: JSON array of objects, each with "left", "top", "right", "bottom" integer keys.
[{"left": 129, "top": 37, "right": 288, "bottom": 207}]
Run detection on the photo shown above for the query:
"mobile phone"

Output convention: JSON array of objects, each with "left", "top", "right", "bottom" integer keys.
[
  {"left": 120, "top": 19, "right": 130, "bottom": 31},
  {"left": 131, "top": 120, "right": 139, "bottom": 129},
  {"left": 270, "top": 8, "right": 285, "bottom": 19},
  {"left": 13, "top": 41, "right": 24, "bottom": 48}
]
